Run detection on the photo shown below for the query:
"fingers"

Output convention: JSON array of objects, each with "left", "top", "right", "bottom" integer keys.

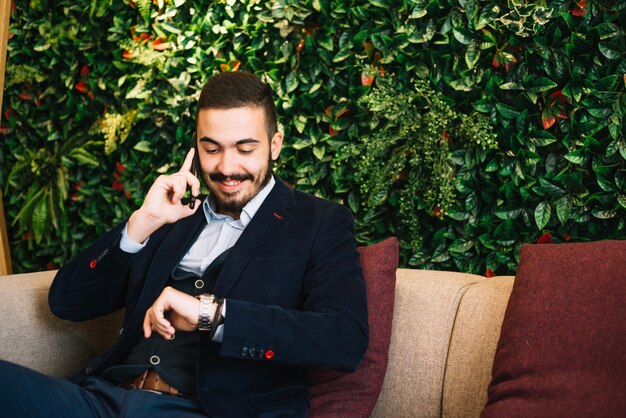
[
  {"left": 143, "top": 290, "right": 176, "bottom": 339},
  {"left": 180, "top": 148, "right": 195, "bottom": 176},
  {"left": 143, "top": 287, "right": 199, "bottom": 340},
  {"left": 160, "top": 172, "right": 199, "bottom": 205}
]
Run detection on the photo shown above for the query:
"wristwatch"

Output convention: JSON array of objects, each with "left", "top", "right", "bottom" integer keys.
[{"left": 198, "top": 293, "right": 215, "bottom": 332}]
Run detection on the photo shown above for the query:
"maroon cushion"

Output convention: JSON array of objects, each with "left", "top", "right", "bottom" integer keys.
[
  {"left": 482, "top": 240, "right": 626, "bottom": 417},
  {"left": 309, "top": 237, "right": 399, "bottom": 417}
]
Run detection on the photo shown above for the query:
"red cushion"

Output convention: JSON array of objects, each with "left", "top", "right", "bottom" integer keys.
[
  {"left": 309, "top": 237, "right": 398, "bottom": 417},
  {"left": 482, "top": 240, "right": 626, "bottom": 417}
]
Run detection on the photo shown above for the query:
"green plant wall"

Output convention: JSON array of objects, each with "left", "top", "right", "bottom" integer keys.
[{"left": 1, "top": 0, "right": 625, "bottom": 274}]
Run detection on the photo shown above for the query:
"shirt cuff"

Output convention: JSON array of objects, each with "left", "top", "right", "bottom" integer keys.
[
  {"left": 119, "top": 222, "right": 148, "bottom": 253},
  {"left": 212, "top": 300, "right": 226, "bottom": 343}
]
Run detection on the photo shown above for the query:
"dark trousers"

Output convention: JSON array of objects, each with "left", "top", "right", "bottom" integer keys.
[{"left": 0, "top": 360, "right": 207, "bottom": 418}]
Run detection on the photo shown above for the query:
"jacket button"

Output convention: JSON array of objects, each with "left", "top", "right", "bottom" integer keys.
[
  {"left": 249, "top": 348, "right": 257, "bottom": 357},
  {"left": 241, "top": 347, "right": 249, "bottom": 357},
  {"left": 265, "top": 350, "right": 275, "bottom": 359},
  {"left": 195, "top": 280, "right": 204, "bottom": 289},
  {"left": 150, "top": 355, "right": 160, "bottom": 365}
]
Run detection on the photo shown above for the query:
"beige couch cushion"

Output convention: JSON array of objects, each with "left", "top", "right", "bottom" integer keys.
[
  {"left": 443, "top": 276, "right": 514, "bottom": 417},
  {"left": 0, "top": 270, "right": 121, "bottom": 377},
  {"left": 371, "top": 269, "right": 486, "bottom": 418}
]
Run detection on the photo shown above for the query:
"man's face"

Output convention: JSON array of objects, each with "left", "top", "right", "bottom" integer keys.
[{"left": 196, "top": 106, "right": 283, "bottom": 219}]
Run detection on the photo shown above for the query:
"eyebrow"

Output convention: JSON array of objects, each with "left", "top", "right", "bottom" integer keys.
[{"left": 199, "top": 137, "right": 260, "bottom": 146}]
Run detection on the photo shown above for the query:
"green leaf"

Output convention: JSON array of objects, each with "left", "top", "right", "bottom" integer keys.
[
  {"left": 598, "top": 41, "right": 622, "bottom": 60},
  {"left": 596, "top": 23, "right": 622, "bottom": 41},
  {"left": 312, "top": 146, "right": 325, "bottom": 160},
  {"left": 495, "top": 103, "right": 520, "bottom": 119},
  {"left": 465, "top": 41, "right": 480, "bottom": 69},
  {"left": 285, "top": 72, "right": 298, "bottom": 94},
  {"left": 526, "top": 77, "right": 558, "bottom": 92},
  {"left": 32, "top": 194, "right": 48, "bottom": 244},
  {"left": 564, "top": 149, "right": 588, "bottom": 165},
  {"left": 453, "top": 28, "right": 473, "bottom": 45},
  {"left": 134, "top": 141, "right": 152, "bottom": 152},
  {"left": 534, "top": 201, "right": 551, "bottom": 230},
  {"left": 495, "top": 208, "right": 523, "bottom": 220},
  {"left": 448, "top": 238, "right": 475, "bottom": 253},
  {"left": 555, "top": 195, "right": 572, "bottom": 224},
  {"left": 528, "top": 130, "right": 557, "bottom": 147}
]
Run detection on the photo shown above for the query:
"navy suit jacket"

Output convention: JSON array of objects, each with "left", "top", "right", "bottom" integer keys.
[{"left": 49, "top": 177, "right": 369, "bottom": 417}]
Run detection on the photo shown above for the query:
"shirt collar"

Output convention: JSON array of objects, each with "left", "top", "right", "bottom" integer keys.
[{"left": 202, "top": 175, "right": 276, "bottom": 227}]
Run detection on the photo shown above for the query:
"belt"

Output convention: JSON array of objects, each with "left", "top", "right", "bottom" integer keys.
[{"left": 121, "top": 369, "right": 184, "bottom": 397}]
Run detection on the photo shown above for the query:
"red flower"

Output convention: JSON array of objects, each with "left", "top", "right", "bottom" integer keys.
[
  {"left": 116, "top": 162, "right": 126, "bottom": 174},
  {"left": 125, "top": 191, "right": 132, "bottom": 200},
  {"left": 572, "top": 0, "right": 587, "bottom": 16},
  {"left": 220, "top": 61, "right": 241, "bottom": 72},
  {"left": 431, "top": 205, "right": 444, "bottom": 219},
  {"left": 537, "top": 232, "right": 553, "bottom": 244},
  {"left": 150, "top": 37, "right": 170, "bottom": 50},
  {"left": 296, "top": 37, "right": 305, "bottom": 52},
  {"left": 80, "top": 65, "right": 90, "bottom": 78},
  {"left": 328, "top": 126, "right": 338, "bottom": 136},
  {"left": 563, "top": 234, "right": 572, "bottom": 241},
  {"left": 361, "top": 71, "right": 375, "bottom": 86},
  {"left": 492, "top": 49, "right": 517, "bottom": 72},
  {"left": 4, "top": 108, "right": 14, "bottom": 119},
  {"left": 485, "top": 268, "right": 496, "bottom": 278},
  {"left": 543, "top": 89, "right": 569, "bottom": 129},
  {"left": 122, "top": 50, "right": 136, "bottom": 59},
  {"left": 112, "top": 180, "right": 125, "bottom": 191},
  {"left": 19, "top": 91, "right": 31, "bottom": 100},
  {"left": 46, "top": 262, "right": 58, "bottom": 271},
  {"left": 75, "top": 81, "right": 88, "bottom": 93},
  {"left": 0, "top": 126, "right": 7, "bottom": 135}
]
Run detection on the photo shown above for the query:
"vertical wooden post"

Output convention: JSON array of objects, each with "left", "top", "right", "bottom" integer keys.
[{"left": 0, "top": 0, "right": 14, "bottom": 275}]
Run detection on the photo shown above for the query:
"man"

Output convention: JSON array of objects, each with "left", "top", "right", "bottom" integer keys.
[{"left": 0, "top": 71, "right": 368, "bottom": 417}]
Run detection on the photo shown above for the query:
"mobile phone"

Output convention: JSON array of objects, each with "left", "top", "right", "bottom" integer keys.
[{"left": 189, "top": 132, "right": 199, "bottom": 209}]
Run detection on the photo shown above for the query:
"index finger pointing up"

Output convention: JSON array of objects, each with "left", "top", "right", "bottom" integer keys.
[{"left": 179, "top": 147, "right": 195, "bottom": 174}]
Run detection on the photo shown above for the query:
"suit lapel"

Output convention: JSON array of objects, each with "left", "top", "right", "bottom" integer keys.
[{"left": 213, "top": 178, "right": 296, "bottom": 296}]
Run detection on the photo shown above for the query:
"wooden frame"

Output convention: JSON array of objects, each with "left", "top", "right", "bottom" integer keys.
[{"left": 1, "top": 0, "right": 13, "bottom": 274}]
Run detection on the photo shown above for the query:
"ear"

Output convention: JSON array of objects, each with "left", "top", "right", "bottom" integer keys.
[{"left": 270, "top": 132, "right": 284, "bottom": 161}]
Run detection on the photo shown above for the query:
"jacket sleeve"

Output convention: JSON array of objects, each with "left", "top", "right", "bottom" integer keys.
[
  {"left": 219, "top": 206, "right": 369, "bottom": 372},
  {"left": 48, "top": 221, "right": 137, "bottom": 321}
]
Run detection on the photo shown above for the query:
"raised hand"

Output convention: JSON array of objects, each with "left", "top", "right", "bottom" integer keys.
[{"left": 127, "top": 148, "right": 201, "bottom": 243}]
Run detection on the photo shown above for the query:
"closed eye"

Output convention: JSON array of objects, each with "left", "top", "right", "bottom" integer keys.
[{"left": 237, "top": 146, "right": 256, "bottom": 154}]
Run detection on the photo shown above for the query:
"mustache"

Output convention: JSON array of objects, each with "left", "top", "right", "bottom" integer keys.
[{"left": 208, "top": 172, "right": 253, "bottom": 182}]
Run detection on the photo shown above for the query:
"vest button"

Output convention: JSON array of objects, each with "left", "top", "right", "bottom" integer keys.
[
  {"left": 195, "top": 279, "right": 205, "bottom": 289},
  {"left": 150, "top": 355, "right": 161, "bottom": 365}
]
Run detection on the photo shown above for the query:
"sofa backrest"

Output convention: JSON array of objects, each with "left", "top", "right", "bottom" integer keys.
[
  {"left": 370, "top": 269, "right": 514, "bottom": 418},
  {"left": 0, "top": 270, "right": 121, "bottom": 377},
  {"left": 0, "top": 269, "right": 514, "bottom": 417}
]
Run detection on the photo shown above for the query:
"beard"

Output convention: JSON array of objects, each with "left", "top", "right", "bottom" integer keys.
[{"left": 206, "top": 155, "right": 273, "bottom": 215}]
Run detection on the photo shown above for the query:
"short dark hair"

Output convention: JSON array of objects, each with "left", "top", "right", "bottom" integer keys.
[{"left": 197, "top": 72, "right": 277, "bottom": 140}]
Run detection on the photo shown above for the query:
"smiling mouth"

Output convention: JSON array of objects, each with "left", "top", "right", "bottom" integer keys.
[{"left": 221, "top": 179, "right": 242, "bottom": 187}]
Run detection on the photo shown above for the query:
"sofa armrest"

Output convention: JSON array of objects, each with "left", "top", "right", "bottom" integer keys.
[{"left": 0, "top": 270, "right": 121, "bottom": 377}]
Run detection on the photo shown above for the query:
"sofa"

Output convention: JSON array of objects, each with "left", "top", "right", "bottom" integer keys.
[{"left": 0, "top": 268, "right": 514, "bottom": 417}]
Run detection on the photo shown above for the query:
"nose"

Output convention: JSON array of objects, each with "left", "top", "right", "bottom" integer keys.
[{"left": 217, "top": 150, "right": 237, "bottom": 176}]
